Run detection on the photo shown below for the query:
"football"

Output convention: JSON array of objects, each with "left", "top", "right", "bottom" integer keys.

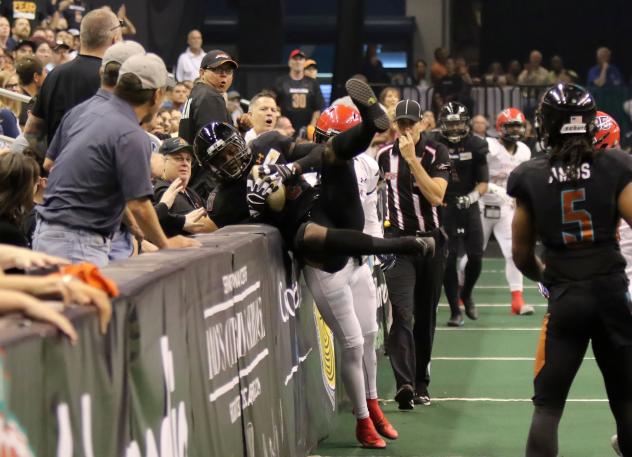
[{"left": 250, "top": 166, "right": 286, "bottom": 212}]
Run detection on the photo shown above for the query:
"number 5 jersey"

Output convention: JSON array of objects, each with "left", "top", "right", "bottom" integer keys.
[{"left": 507, "top": 149, "right": 632, "bottom": 284}]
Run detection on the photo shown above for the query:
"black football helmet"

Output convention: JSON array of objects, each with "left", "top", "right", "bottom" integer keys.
[
  {"left": 535, "top": 83, "right": 597, "bottom": 148},
  {"left": 439, "top": 102, "right": 470, "bottom": 143},
  {"left": 193, "top": 122, "right": 253, "bottom": 182}
]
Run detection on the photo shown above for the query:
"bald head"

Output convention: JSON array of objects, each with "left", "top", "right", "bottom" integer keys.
[
  {"left": 80, "top": 8, "right": 121, "bottom": 52},
  {"left": 529, "top": 50, "right": 543, "bottom": 67}
]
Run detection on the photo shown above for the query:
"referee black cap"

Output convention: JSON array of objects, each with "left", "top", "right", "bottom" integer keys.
[{"left": 395, "top": 99, "right": 422, "bottom": 122}]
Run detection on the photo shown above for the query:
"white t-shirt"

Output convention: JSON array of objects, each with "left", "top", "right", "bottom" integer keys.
[
  {"left": 482, "top": 137, "right": 530, "bottom": 205},
  {"left": 175, "top": 48, "right": 205, "bottom": 82},
  {"left": 354, "top": 153, "right": 382, "bottom": 238},
  {"left": 244, "top": 128, "right": 258, "bottom": 144}
]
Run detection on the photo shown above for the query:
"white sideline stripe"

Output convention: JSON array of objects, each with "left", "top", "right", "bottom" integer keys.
[
  {"left": 381, "top": 397, "right": 608, "bottom": 403},
  {"left": 438, "top": 303, "right": 546, "bottom": 308},
  {"left": 203, "top": 281, "right": 261, "bottom": 318},
  {"left": 437, "top": 327, "right": 541, "bottom": 331},
  {"left": 433, "top": 356, "right": 596, "bottom": 361},
  {"left": 208, "top": 348, "right": 269, "bottom": 402},
  {"left": 476, "top": 285, "right": 536, "bottom": 289},
  {"left": 284, "top": 348, "right": 313, "bottom": 386}
]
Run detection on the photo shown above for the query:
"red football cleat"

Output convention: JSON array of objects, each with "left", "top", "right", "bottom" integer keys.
[
  {"left": 356, "top": 417, "right": 387, "bottom": 449},
  {"left": 367, "top": 398, "right": 399, "bottom": 439},
  {"left": 511, "top": 290, "right": 524, "bottom": 315}
]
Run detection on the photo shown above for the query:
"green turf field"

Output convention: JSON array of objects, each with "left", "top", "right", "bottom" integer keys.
[{"left": 313, "top": 258, "right": 617, "bottom": 457}]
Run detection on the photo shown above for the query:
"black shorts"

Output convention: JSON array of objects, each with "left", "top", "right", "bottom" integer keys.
[{"left": 533, "top": 272, "right": 632, "bottom": 409}]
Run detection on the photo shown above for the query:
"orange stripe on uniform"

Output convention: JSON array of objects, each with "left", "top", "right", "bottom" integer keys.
[{"left": 534, "top": 313, "right": 550, "bottom": 378}]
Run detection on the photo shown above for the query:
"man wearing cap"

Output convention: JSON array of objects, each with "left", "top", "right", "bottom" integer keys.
[
  {"left": 377, "top": 99, "right": 451, "bottom": 410},
  {"left": 33, "top": 53, "right": 199, "bottom": 266},
  {"left": 179, "top": 48, "right": 237, "bottom": 200},
  {"left": 15, "top": 55, "right": 45, "bottom": 126},
  {"left": 275, "top": 49, "right": 324, "bottom": 135},
  {"left": 153, "top": 137, "right": 217, "bottom": 236},
  {"left": 13, "top": 39, "right": 33, "bottom": 59},
  {"left": 24, "top": 7, "right": 122, "bottom": 151},
  {"left": 304, "top": 59, "right": 318, "bottom": 79},
  {"left": 175, "top": 29, "right": 205, "bottom": 82}
]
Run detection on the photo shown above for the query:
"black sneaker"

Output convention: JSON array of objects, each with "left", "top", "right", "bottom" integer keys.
[
  {"left": 446, "top": 312, "right": 464, "bottom": 327},
  {"left": 413, "top": 391, "right": 431, "bottom": 406},
  {"left": 462, "top": 296, "right": 479, "bottom": 320},
  {"left": 344, "top": 78, "right": 390, "bottom": 132},
  {"left": 394, "top": 384, "right": 414, "bottom": 411}
]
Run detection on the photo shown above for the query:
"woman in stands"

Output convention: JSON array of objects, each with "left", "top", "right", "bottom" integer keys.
[{"left": 507, "top": 83, "right": 632, "bottom": 456}]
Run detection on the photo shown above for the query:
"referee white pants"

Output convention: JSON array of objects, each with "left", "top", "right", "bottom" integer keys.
[
  {"left": 303, "top": 259, "right": 379, "bottom": 417},
  {"left": 460, "top": 202, "right": 524, "bottom": 292}
]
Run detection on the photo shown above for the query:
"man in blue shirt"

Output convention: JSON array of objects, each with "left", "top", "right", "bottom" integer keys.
[
  {"left": 587, "top": 47, "right": 623, "bottom": 87},
  {"left": 33, "top": 54, "right": 199, "bottom": 266}
]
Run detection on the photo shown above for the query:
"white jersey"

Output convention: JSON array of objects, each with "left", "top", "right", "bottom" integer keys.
[
  {"left": 482, "top": 137, "right": 531, "bottom": 205},
  {"left": 619, "top": 221, "right": 632, "bottom": 287},
  {"left": 354, "top": 153, "right": 382, "bottom": 238}
]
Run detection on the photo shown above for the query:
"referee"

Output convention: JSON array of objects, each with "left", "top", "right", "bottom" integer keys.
[{"left": 377, "top": 100, "right": 450, "bottom": 409}]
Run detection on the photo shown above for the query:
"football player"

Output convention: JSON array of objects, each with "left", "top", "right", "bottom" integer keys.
[
  {"left": 508, "top": 84, "right": 632, "bottom": 457},
  {"left": 428, "top": 102, "right": 489, "bottom": 326}
]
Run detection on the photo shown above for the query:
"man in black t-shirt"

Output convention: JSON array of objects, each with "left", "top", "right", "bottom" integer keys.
[
  {"left": 23, "top": 7, "right": 121, "bottom": 149},
  {"left": 428, "top": 101, "right": 488, "bottom": 326},
  {"left": 274, "top": 49, "right": 324, "bottom": 135},
  {"left": 153, "top": 137, "right": 217, "bottom": 237}
]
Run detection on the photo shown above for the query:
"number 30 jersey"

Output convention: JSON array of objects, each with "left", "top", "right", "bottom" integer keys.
[{"left": 507, "top": 149, "right": 632, "bottom": 283}]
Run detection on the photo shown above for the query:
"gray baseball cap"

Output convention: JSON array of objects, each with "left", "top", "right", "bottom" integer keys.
[
  {"left": 102, "top": 40, "right": 145, "bottom": 68},
  {"left": 118, "top": 53, "right": 167, "bottom": 90}
]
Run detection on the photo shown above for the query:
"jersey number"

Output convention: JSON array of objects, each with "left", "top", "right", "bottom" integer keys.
[
  {"left": 561, "top": 188, "right": 594, "bottom": 245},
  {"left": 291, "top": 94, "right": 306, "bottom": 109}
]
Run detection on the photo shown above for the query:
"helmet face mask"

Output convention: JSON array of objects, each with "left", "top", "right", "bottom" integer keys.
[
  {"left": 500, "top": 122, "right": 526, "bottom": 143},
  {"left": 194, "top": 122, "right": 253, "bottom": 182},
  {"left": 439, "top": 102, "right": 470, "bottom": 143}
]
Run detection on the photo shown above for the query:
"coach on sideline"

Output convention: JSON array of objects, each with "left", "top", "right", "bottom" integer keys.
[
  {"left": 377, "top": 100, "right": 450, "bottom": 410},
  {"left": 32, "top": 54, "right": 199, "bottom": 266}
]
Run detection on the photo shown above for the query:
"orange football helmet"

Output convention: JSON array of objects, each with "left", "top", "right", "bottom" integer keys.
[
  {"left": 496, "top": 107, "right": 526, "bottom": 143},
  {"left": 314, "top": 104, "right": 361, "bottom": 143},
  {"left": 593, "top": 110, "right": 620, "bottom": 149}
]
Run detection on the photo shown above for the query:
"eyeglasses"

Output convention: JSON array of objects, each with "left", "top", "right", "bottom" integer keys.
[
  {"left": 206, "top": 67, "right": 234, "bottom": 75},
  {"left": 110, "top": 19, "right": 126, "bottom": 32}
]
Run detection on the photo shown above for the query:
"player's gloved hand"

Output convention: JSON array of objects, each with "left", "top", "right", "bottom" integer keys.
[
  {"left": 376, "top": 253, "right": 396, "bottom": 272},
  {"left": 455, "top": 195, "right": 471, "bottom": 210},
  {"left": 537, "top": 282, "right": 550, "bottom": 300},
  {"left": 246, "top": 176, "right": 278, "bottom": 219},
  {"left": 257, "top": 164, "right": 294, "bottom": 182}
]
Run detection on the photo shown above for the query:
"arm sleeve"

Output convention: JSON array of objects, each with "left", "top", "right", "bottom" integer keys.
[
  {"left": 292, "top": 143, "right": 324, "bottom": 173},
  {"left": 153, "top": 201, "right": 185, "bottom": 235},
  {"left": 115, "top": 131, "right": 154, "bottom": 201},
  {"left": 474, "top": 139, "right": 490, "bottom": 182},
  {"left": 430, "top": 143, "right": 451, "bottom": 181},
  {"left": 175, "top": 54, "right": 185, "bottom": 82}
]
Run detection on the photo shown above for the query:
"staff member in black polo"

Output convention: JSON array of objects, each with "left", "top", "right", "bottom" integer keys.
[{"left": 378, "top": 100, "right": 450, "bottom": 410}]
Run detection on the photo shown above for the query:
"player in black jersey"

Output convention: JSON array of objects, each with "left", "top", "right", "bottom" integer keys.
[
  {"left": 507, "top": 83, "right": 632, "bottom": 457},
  {"left": 428, "top": 102, "right": 489, "bottom": 326},
  {"left": 196, "top": 79, "right": 436, "bottom": 273}
]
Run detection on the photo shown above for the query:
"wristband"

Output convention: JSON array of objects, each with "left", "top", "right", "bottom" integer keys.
[{"left": 467, "top": 190, "right": 480, "bottom": 204}]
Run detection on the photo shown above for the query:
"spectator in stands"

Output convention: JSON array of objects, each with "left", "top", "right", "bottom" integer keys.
[
  {"left": 379, "top": 86, "right": 400, "bottom": 118},
  {"left": 505, "top": 59, "right": 522, "bottom": 85},
  {"left": 166, "top": 81, "right": 189, "bottom": 112},
  {"left": 0, "top": 16, "right": 11, "bottom": 50},
  {"left": 483, "top": 61, "right": 507, "bottom": 86},
  {"left": 275, "top": 48, "right": 324, "bottom": 133},
  {"left": 421, "top": 110, "right": 436, "bottom": 130},
  {"left": 16, "top": 55, "right": 45, "bottom": 126},
  {"left": 304, "top": 59, "right": 318, "bottom": 79},
  {"left": 226, "top": 89, "right": 242, "bottom": 124},
  {"left": 455, "top": 56, "right": 476, "bottom": 85},
  {"left": 24, "top": 7, "right": 121, "bottom": 149},
  {"left": 548, "top": 55, "right": 565, "bottom": 82},
  {"left": 169, "top": 108, "right": 181, "bottom": 135},
  {"left": 361, "top": 44, "right": 389, "bottom": 85},
  {"left": 10, "top": 18, "right": 30, "bottom": 46},
  {"left": 51, "top": 40, "right": 71, "bottom": 67},
  {"left": 518, "top": 50, "right": 551, "bottom": 86},
  {"left": 412, "top": 58, "right": 429, "bottom": 88},
  {"left": 431, "top": 47, "right": 449, "bottom": 84},
  {"left": 13, "top": 39, "right": 34, "bottom": 59},
  {"left": 244, "top": 91, "right": 278, "bottom": 143},
  {"left": 58, "top": 0, "right": 89, "bottom": 30},
  {"left": 436, "top": 57, "right": 464, "bottom": 105},
  {"left": 587, "top": 46, "right": 622, "bottom": 88},
  {"left": 153, "top": 137, "right": 216, "bottom": 236},
  {"left": 558, "top": 69, "right": 579, "bottom": 84},
  {"left": 0, "top": 69, "right": 22, "bottom": 120},
  {"left": 33, "top": 38, "right": 53, "bottom": 69},
  {"left": 0, "top": 151, "right": 38, "bottom": 247},
  {"left": 471, "top": 114, "right": 489, "bottom": 139},
  {"left": 33, "top": 53, "right": 199, "bottom": 266},
  {"left": 175, "top": 29, "right": 205, "bottom": 82},
  {"left": 275, "top": 115, "right": 295, "bottom": 138}
]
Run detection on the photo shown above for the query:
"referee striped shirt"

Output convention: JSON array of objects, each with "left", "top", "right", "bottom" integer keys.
[{"left": 377, "top": 136, "right": 450, "bottom": 234}]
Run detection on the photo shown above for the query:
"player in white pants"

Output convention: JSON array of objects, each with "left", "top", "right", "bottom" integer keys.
[
  {"left": 303, "top": 105, "right": 398, "bottom": 449},
  {"left": 480, "top": 108, "right": 534, "bottom": 315}
]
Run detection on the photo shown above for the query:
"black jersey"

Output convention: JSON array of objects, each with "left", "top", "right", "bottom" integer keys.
[
  {"left": 208, "top": 132, "right": 318, "bottom": 245},
  {"left": 274, "top": 75, "right": 325, "bottom": 131},
  {"left": 429, "top": 132, "right": 489, "bottom": 199},
  {"left": 507, "top": 150, "right": 632, "bottom": 283}
]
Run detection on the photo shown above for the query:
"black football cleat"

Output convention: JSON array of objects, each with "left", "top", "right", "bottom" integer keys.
[
  {"left": 462, "top": 296, "right": 479, "bottom": 320},
  {"left": 446, "top": 312, "right": 464, "bottom": 327},
  {"left": 345, "top": 78, "right": 390, "bottom": 132},
  {"left": 394, "top": 384, "right": 414, "bottom": 411},
  {"left": 413, "top": 390, "right": 431, "bottom": 406}
]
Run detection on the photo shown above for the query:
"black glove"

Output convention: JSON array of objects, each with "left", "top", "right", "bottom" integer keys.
[
  {"left": 246, "top": 176, "right": 278, "bottom": 219},
  {"left": 257, "top": 164, "right": 294, "bottom": 182},
  {"left": 455, "top": 195, "right": 471, "bottom": 210},
  {"left": 376, "top": 253, "right": 396, "bottom": 272}
]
